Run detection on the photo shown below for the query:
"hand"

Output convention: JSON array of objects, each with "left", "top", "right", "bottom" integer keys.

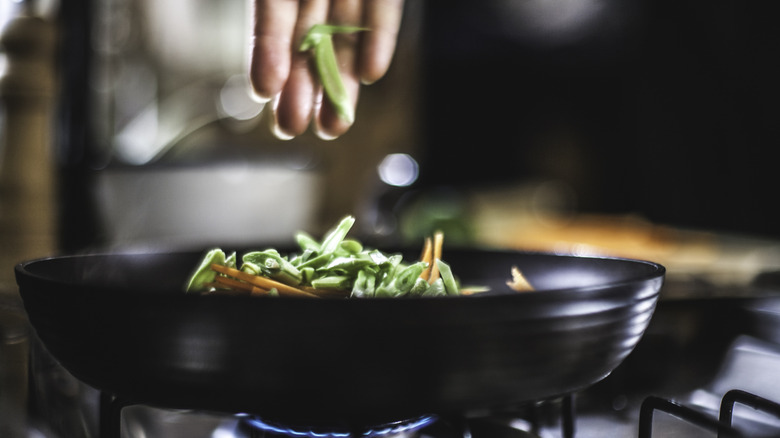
[{"left": 250, "top": 0, "right": 405, "bottom": 140}]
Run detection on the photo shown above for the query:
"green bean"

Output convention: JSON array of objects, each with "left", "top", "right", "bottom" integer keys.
[
  {"left": 350, "top": 269, "right": 371, "bottom": 298},
  {"left": 301, "top": 267, "right": 316, "bottom": 284},
  {"left": 185, "top": 248, "right": 225, "bottom": 292},
  {"left": 185, "top": 215, "right": 486, "bottom": 297},
  {"left": 394, "top": 262, "right": 427, "bottom": 296},
  {"left": 409, "top": 277, "right": 431, "bottom": 297},
  {"left": 312, "top": 275, "right": 351, "bottom": 290},
  {"left": 300, "top": 24, "right": 367, "bottom": 123},
  {"left": 339, "top": 239, "right": 363, "bottom": 254},
  {"left": 298, "top": 252, "right": 334, "bottom": 270},
  {"left": 243, "top": 251, "right": 303, "bottom": 285},
  {"left": 319, "top": 215, "right": 356, "bottom": 255},
  {"left": 368, "top": 249, "right": 389, "bottom": 265},
  {"left": 295, "top": 232, "right": 321, "bottom": 253},
  {"left": 422, "top": 279, "right": 447, "bottom": 298},
  {"left": 323, "top": 255, "right": 374, "bottom": 274},
  {"left": 225, "top": 252, "right": 237, "bottom": 269},
  {"left": 436, "top": 259, "right": 460, "bottom": 296}
]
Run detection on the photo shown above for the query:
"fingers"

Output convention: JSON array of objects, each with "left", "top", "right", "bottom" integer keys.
[
  {"left": 250, "top": 0, "right": 299, "bottom": 101},
  {"left": 272, "top": 0, "right": 330, "bottom": 137},
  {"left": 360, "top": 0, "right": 405, "bottom": 85},
  {"left": 253, "top": 0, "right": 404, "bottom": 140}
]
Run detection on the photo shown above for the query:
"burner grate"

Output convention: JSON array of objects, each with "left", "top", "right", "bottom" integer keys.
[{"left": 639, "top": 389, "right": 780, "bottom": 437}]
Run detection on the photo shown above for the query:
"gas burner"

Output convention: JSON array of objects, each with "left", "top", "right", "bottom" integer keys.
[
  {"left": 238, "top": 414, "right": 438, "bottom": 438},
  {"left": 100, "top": 393, "right": 575, "bottom": 438}
]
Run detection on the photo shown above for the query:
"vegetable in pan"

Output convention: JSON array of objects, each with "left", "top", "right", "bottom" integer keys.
[{"left": 185, "top": 216, "right": 530, "bottom": 298}]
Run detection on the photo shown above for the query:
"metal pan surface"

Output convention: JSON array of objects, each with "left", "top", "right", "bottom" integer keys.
[{"left": 15, "top": 248, "right": 664, "bottom": 426}]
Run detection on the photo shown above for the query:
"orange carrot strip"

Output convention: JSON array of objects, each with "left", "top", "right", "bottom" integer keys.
[
  {"left": 213, "top": 275, "right": 255, "bottom": 292},
  {"left": 212, "top": 275, "right": 275, "bottom": 296},
  {"left": 428, "top": 231, "right": 444, "bottom": 284},
  {"left": 419, "top": 236, "right": 433, "bottom": 280},
  {"left": 506, "top": 266, "right": 535, "bottom": 292},
  {"left": 211, "top": 264, "right": 319, "bottom": 298}
]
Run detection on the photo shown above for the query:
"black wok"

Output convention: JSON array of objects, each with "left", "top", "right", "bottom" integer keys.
[{"left": 15, "top": 248, "right": 664, "bottom": 426}]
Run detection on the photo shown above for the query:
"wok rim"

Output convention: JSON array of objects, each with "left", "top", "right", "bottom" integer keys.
[{"left": 15, "top": 248, "right": 666, "bottom": 299}]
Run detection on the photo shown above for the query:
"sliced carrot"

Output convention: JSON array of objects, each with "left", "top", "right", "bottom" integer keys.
[
  {"left": 213, "top": 276, "right": 254, "bottom": 292},
  {"left": 212, "top": 275, "right": 274, "bottom": 296},
  {"left": 506, "top": 266, "right": 535, "bottom": 292},
  {"left": 428, "top": 231, "right": 444, "bottom": 284},
  {"left": 211, "top": 264, "right": 319, "bottom": 298},
  {"left": 419, "top": 236, "right": 433, "bottom": 280}
]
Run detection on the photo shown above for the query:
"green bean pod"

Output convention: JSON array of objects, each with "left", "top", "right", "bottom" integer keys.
[{"left": 300, "top": 25, "right": 367, "bottom": 123}]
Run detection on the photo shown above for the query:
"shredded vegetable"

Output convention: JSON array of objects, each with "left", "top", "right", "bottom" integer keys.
[{"left": 185, "top": 216, "right": 485, "bottom": 298}]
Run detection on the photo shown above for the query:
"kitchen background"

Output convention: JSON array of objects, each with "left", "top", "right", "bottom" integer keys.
[
  {"left": 2, "top": 0, "right": 780, "bottom": 436},
  {"left": 2, "top": 0, "right": 780, "bottom": 259}
]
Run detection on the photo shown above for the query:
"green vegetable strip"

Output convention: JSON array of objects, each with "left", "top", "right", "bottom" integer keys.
[
  {"left": 409, "top": 277, "right": 430, "bottom": 297},
  {"left": 394, "top": 262, "right": 427, "bottom": 296},
  {"left": 373, "top": 284, "right": 395, "bottom": 298},
  {"left": 385, "top": 254, "right": 403, "bottom": 269},
  {"left": 295, "top": 233, "right": 321, "bottom": 253},
  {"left": 300, "top": 24, "right": 367, "bottom": 124},
  {"left": 351, "top": 269, "right": 376, "bottom": 298},
  {"left": 436, "top": 259, "right": 460, "bottom": 296},
  {"left": 319, "top": 215, "right": 356, "bottom": 255},
  {"left": 301, "top": 267, "right": 316, "bottom": 284},
  {"left": 241, "top": 261, "right": 262, "bottom": 276},
  {"left": 365, "top": 271, "right": 376, "bottom": 297},
  {"left": 186, "top": 248, "right": 225, "bottom": 292},
  {"left": 323, "top": 255, "right": 373, "bottom": 273},
  {"left": 351, "top": 269, "right": 368, "bottom": 298},
  {"left": 225, "top": 252, "right": 237, "bottom": 268},
  {"left": 422, "top": 279, "right": 446, "bottom": 297},
  {"left": 298, "top": 252, "right": 334, "bottom": 270},
  {"left": 184, "top": 215, "right": 484, "bottom": 298},
  {"left": 314, "top": 36, "right": 353, "bottom": 123},
  {"left": 339, "top": 239, "right": 363, "bottom": 254},
  {"left": 242, "top": 251, "right": 302, "bottom": 285},
  {"left": 312, "top": 275, "right": 351, "bottom": 290},
  {"left": 368, "top": 249, "right": 388, "bottom": 265}
]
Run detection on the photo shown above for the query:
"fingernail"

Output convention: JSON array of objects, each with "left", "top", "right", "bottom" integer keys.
[
  {"left": 248, "top": 76, "right": 273, "bottom": 103},
  {"left": 269, "top": 95, "right": 295, "bottom": 140},
  {"left": 250, "top": 91, "right": 272, "bottom": 104},
  {"left": 312, "top": 117, "right": 339, "bottom": 141},
  {"left": 313, "top": 127, "right": 338, "bottom": 141}
]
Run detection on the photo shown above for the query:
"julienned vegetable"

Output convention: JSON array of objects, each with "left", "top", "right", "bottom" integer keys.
[
  {"left": 185, "top": 216, "right": 490, "bottom": 298},
  {"left": 300, "top": 24, "right": 367, "bottom": 124}
]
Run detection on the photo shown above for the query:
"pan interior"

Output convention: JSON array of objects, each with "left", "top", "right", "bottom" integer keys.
[{"left": 19, "top": 248, "right": 663, "bottom": 297}]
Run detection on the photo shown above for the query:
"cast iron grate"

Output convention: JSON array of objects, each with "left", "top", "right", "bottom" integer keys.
[{"left": 639, "top": 389, "right": 780, "bottom": 438}]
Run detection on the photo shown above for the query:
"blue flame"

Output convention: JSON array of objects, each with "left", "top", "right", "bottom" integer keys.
[
  {"left": 241, "top": 414, "right": 437, "bottom": 438},
  {"left": 362, "top": 415, "right": 437, "bottom": 437}
]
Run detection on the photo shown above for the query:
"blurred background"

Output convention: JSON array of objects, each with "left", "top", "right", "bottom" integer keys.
[
  {"left": 2, "top": 0, "right": 780, "bottom": 289},
  {"left": 2, "top": 0, "right": 780, "bottom": 436}
]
